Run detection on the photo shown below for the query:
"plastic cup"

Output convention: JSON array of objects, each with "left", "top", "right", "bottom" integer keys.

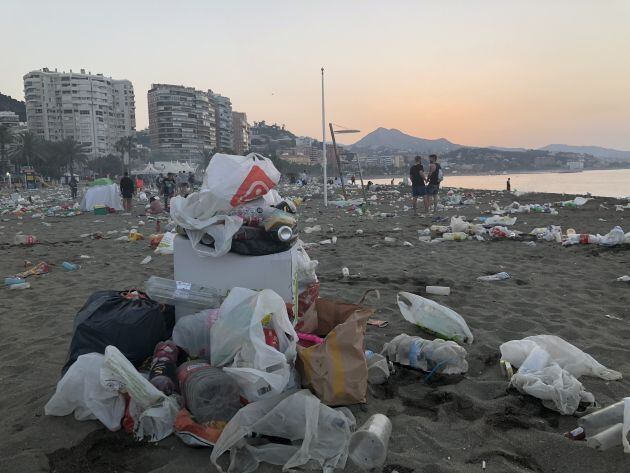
[
  {"left": 342, "top": 267, "right": 350, "bottom": 278},
  {"left": 348, "top": 414, "right": 392, "bottom": 471}
]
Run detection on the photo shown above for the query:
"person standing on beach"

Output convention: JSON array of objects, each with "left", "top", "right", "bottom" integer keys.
[
  {"left": 506, "top": 178, "right": 511, "bottom": 192},
  {"left": 162, "top": 173, "right": 176, "bottom": 210},
  {"left": 409, "top": 156, "right": 428, "bottom": 215},
  {"left": 119, "top": 171, "right": 135, "bottom": 213},
  {"left": 69, "top": 176, "right": 78, "bottom": 200},
  {"left": 427, "top": 154, "right": 442, "bottom": 212}
]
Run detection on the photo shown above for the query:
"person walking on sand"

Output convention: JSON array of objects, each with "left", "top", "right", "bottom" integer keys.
[
  {"left": 351, "top": 175, "right": 356, "bottom": 186},
  {"left": 506, "top": 178, "right": 511, "bottom": 192},
  {"left": 427, "top": 154, "right": 442, "bottom": 213},
  {"left": 119, "top": 171, "right": 135, "bottom": 213},
  {"left": 410, "top": 156, "right": 428, "bottom": 215}
]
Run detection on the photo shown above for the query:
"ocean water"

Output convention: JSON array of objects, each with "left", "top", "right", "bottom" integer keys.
[{"left": 372, "top": 169, "right": 630, "bottom": 198}]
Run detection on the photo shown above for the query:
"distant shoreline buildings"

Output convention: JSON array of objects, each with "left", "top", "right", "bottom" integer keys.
[{"left": 23, "top": 68, "right": 135, "bottom": 159}]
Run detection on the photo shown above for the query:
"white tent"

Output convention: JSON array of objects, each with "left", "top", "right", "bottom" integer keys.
[{"left": 131, "top": 163, "right": 160, "bottom": 175}]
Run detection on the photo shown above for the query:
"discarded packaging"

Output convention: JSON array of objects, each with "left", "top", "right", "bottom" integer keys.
[
  {"left": 383, "top": 333, "right": 468, "bottom": 375},
  {"left": 397, "top": 292, "right": 473, "bottom": 344},
  {"left": 426, "top": 286, "right": 450, "bottom": 296},
  {"left": 477, "top": 272, "right": 510, "bottom": 281},
  {"left": 348, "top": 414, "right": 392, "bottom": 471}
]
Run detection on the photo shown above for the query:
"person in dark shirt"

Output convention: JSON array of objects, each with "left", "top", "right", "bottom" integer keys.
[
  {"left": 119, "top": 171, "right": 135, "bottom": 213},
  {"left": 162, "top": 173, "right": 176, "bottom": 210},
  {"left": 69, "top": 176, "right": 78, "bottom": 200},
  {"left": 427, "top": 154, "right": 442, "bottom": 213},
  {"left": 506, "top": 178, "right": 511, "bottom": 192},
  {"left": 409, "top": 156, "right": 428, "bottom": 215}
]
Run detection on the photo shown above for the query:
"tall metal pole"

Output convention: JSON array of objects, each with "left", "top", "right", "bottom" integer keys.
[{"left": 321, "top": 67, "right": 327, "bottom": 206}]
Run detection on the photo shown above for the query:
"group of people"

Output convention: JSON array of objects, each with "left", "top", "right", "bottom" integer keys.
[
  {"left": 409, "top": 154, "right": 442, "bottom": 214},
  {"left": 116, "top": 171, "right": 197, "bottom": 214}
]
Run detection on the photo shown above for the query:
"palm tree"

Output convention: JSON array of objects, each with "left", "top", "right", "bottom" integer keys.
[
  {"left": 58, "top": 138, "right": 89, "bottom": 178},
  {"left": 115, "top": 135, "right": 136, "bottom": 173},
  {"left": 0, "top": 125, "right": 14, "bottom": 175},
  {"left": 11, "top": 132, "right": 41, "bottom": 171}
]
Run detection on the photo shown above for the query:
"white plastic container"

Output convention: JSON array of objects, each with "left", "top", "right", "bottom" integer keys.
[
  {"left": 442, "top": 232, "right": 467, "bottom": 241},
  {"left": 342, "top": 267, "right": 350, "bottom": 278},
  {"left": 586, "top": 423, "right": 623, "bottom": 450},
  {"left": 579, "top": 400, "right": 624, "bottom": 435},
  {"left": 348, "top": 414, "right": 392, "bottom": 471},
  {"left": 426, "top": 286, "right": 450, "bottom": 296}
]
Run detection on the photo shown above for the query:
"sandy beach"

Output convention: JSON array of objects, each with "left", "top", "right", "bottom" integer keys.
[{"left": 1, "top": 184, "right": 630, "bottom": 473}]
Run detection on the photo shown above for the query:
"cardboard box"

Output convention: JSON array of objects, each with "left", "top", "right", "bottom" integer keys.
[{"left": 174, "top": 235, "right": 297, "bottom": 304}]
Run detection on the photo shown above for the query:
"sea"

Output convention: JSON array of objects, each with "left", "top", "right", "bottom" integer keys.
[{"left": 371, "top": 169, "right": 630, "bottom": 198}]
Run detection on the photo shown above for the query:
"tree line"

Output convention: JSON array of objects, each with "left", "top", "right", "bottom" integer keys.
[{"left": 0, "top": 125, "right": 135, "bottom": 179}]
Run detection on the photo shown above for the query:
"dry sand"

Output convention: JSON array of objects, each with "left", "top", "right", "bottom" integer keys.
[{"left": 1, "top": 185, "right": 630, "bottom": 473}]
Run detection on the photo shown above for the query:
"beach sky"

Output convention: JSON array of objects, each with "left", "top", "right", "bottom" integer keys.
[{"left": 2, "top": 0, "right": 630, "bottom": 148}]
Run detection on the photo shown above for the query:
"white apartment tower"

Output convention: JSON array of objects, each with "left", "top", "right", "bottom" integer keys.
[
  {"left": 209, "top": 91, "right": 233, "bottom": 152},
  {"left": 148, "top": 84, "right": 216, "bottom": 160},
  {"left": 23, "top": 68, "right": 135, "bottom": 158}
]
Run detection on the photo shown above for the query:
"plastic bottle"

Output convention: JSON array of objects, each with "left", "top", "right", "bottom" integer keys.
[
  {"left": 145, "top": 276, "right": 225, "bottom": 316},
  {"left": 426, "top": 286, "right": 451, "bottom": 296},
  {"left": 14, "top": 234, "right": 37, "bottom": 245},
  {"left": 578, "top": 400, "right": 624, "bottom": 435},
  {"left": 5, "top": 277, "right": 26, "bottom": 286},
  {"left": 348, "top": 414, "right": 392, "bottom": 471},
  {"left": 149, "top": 341, "right": 179, "bottom": 395},
  {"left": 477, "top": 272, "right": 510, "bottom": 281},
  {"left": 9, "top": 282, "right": 31, "bottom": 290},
  {"left": 442, "top": 232, "right": 467, "bottom": 241},
  {"left": 62, "top": 262, "right": 79, "bottom": 271}
]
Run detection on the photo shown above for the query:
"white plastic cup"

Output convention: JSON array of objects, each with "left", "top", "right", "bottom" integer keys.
[
  {"left": 342, "top": 267, "right": 350, "bottom": 278},
  {"left": 348, "top": 414, "right": 392, "bottom": 471},
  {"left": 426, "top": 286, "right": 450, "bottom": 296}
]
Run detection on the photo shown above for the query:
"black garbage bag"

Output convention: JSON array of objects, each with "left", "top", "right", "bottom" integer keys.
[
  {"left": 62, "top": 290, "right": 175, "bottom": 374},
  {"left": 230, "top": 225, "right": 297, "bottom": 256}
]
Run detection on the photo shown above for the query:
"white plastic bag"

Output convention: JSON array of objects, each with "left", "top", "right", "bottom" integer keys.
[
  {"left": 138, "top": 191, "right": 148, "bottom": 202},
  {"left": 597, "top": 226, "right": 625, "bottom": 247},
  {"left": 510, "top": 346, "right": 594, "bottom": 415},
  {"left": 101, "top": 346, "right": 179, "bottom": 441},
  {"left": 500, "top": 335, "right": 621, "bottom": 381},
  {"left": 295, "top": 241, "right": 319, "bottom": 286},
  {"left": 450, "top": 216, "right": 469, "bottom": 233},
  {"left": 169, "top": 194, "right": 243, "bottom": 258},
  {"left": 210, "top": 390, "right": 353, "bottom": 473},
  {"left": 397, "top": 292, "right": 473, "bottom": 344},
  {"left": 210, "top": 288, "right": 298, "bottom": 402},
  {"left": 44, "top": 353, "right": 125, "bottom": 431},
  {"left": 154, "top": 231, "right": 176, "bottom": 255},
  {"left": 202, "top": 153, "right": 281, "bottom": 207},
  {"left": 172, "top": 309, "right": 219, "bottom": 361},
  {"left": 382, "top": 333, "right": 468, "bottom": 375},
  {"left": 485, "top": 215, "right": 517, "bottom": 226}
]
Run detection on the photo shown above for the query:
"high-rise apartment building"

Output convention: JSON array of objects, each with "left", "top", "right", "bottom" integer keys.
[
  {"left": 23, "top": 68, "right": 135, "bottom": 158},
  {"left": 147, "top": 84, "right": 216, "bottom": 160},
  {"left": 209, "top": 91, "right": 233, "bottom": 152},
  {"left": 231, "top": 111, "right": 249, "bottom": 155}
]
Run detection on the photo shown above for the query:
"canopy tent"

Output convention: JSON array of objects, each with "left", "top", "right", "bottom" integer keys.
[
  {"left": 80, "top": 183, "right": 123, "bottom": 212},
  {"left": 131, "top": 163, "right": 160, "bottom": 175}
]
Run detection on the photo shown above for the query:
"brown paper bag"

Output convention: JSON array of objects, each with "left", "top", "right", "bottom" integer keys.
[{"left": 296, "top": 297, "right": 374, "bottom": 406}]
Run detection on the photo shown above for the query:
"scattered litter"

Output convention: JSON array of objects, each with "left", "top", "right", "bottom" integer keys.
[
  {"left": 477, "top": 272, "right": 510, "bottom": 281},
  {"left": 383, "top": 333, "right": 469, "bottom": 375},
  {"left": 62, "top": 262, "right": 79, "bottom": 271},
  {"left": 426, "top": 286, "right": 450, "bottom": 296},
  {"left": 140, "top": 256, "right": 152, "bottom": 265},
  {"left": 384, "top": 237, "right": 396, "bottom": 243},
  {"left": 397, "top": 292, "right": 473, "bottom": 344}
]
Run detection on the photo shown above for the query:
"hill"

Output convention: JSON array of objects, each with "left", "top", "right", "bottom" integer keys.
[
  {"left": 540, "top": 144, "right": 630, "bottom": 160},
  {"left": 0, "top": 93, "right": 26, "bottom": 121},
  {"left": 350, "top": 127, "right": 460, "bottom": 154}
]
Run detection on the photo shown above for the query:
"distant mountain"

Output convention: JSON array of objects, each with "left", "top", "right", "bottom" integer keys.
[
  {"left": 0, "top": 93, "right": 26, "bottom": 121},
  {"left": 488, "top": 145, "right": 531, "bottom": 153},
  {"left": 540, "top": 144, "right": 630, "bottom": 160},
  {"left": 350, "top": 127, "right": 460, "bottom": 154}
]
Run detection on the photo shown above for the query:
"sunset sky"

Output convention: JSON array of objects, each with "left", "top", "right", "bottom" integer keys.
[{"left": 3, "top": 0, "right": 630, "bottom": 148}]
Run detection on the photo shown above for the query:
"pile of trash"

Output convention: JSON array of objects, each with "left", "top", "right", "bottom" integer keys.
[
  {"left": 500, "top": 201, "right": 557, "bottom": 215},
  {"left": 1, "top": 189, "right": 83, "bottom": 218},
  {"left": 170, "top": 153, "right": 299, "bottom": 259}
]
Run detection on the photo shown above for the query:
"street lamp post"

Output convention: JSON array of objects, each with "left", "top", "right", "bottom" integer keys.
[{"left": 321, "top": 67, "right": 327, "bottom": 207}]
